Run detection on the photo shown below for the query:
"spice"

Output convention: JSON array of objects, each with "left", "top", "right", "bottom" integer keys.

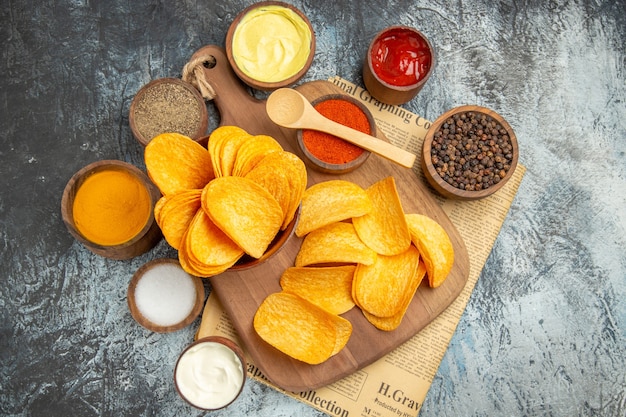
[
  {"left": 302, "top": 99, "right": 370, "bottom": 164},
  {"left": 370, "top": 27, "right": 432, "bottom": 86},
  {"left": 134, "top": 263, "right": 197, "bottom": 327},
  {"left": 431, "top": 111, "right": 514, "bottom": 191},
  {"left": 132, "top": 80, "right": 204, "bottom": 142},
  {"left": 232, "top": 4, "right": 311, "bottom": 83},
  {"left": 72, "top": 169, "right": 152, "bottom": 245}
]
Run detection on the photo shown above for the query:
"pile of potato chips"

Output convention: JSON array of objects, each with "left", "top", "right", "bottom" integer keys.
[
  {"left": 145, "top": 128, "right": 306, "bottom": 277},
  {"left": 254, "top": 176, "right": 455, "bottom": 364}
]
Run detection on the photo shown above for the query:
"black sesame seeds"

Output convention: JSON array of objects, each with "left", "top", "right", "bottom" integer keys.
[{"left": 430, "top": 111, "right": 514, "bottom": 192}]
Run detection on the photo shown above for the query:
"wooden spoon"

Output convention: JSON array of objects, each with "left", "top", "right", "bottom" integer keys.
[{"left": 266, "top": 88, "right": 417, "bottom": 168}]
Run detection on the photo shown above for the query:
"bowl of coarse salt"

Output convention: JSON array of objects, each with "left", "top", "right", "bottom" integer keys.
[{"left": 127, "top": 258, "right": 206, "bottom": 333}]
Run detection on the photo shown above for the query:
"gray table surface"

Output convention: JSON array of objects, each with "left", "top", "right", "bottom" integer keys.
[{"left": 2, "top": 1, "right": 625, "bottom": 416}]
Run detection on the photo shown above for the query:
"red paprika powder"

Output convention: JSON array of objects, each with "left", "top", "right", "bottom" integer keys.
[{"left": 302, "top": 99, "right": 370, "bottom": 164}]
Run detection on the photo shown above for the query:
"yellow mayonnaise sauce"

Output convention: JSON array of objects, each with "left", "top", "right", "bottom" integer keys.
[{"left": 232, "top": 5, "right": 311, "bottom": 83}]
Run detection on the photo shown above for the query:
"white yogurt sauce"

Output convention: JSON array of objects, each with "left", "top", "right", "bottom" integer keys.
[{"left": 175, "top": 341, "right": 245, "bottom": 409}]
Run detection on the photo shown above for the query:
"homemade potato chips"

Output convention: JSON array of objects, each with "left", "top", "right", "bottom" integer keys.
[
  {"left": 254, "top": 292, "right": 352, "bottom": 365},
  {"left": 148, "top": 130, "right": 457, "bottom": 365},
  {"left": 145, "top": 129, "right": 306, "bottom": 276},
  {"left": 254, "top": 176, "right": 456, "bottom": 365}
]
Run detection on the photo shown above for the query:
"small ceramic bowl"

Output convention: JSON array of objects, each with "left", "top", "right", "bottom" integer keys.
[
  {"left": 363, "top": 26, "right": 435, "bottom": 105},
  {"left": 421, "top": 105, "right": 519, "bottom": 200},
  {"left": 129, "top": 77, "right": 208, "bottom": 146},
  {"left": 225, "top": 1, "right": 315, "bottom": 90},
  {"left": 174, "top": 336, "right": 246, "bottom": 411},
  {"left": 296, "top": 94, "right": 375, "bottom": 174},
  {"left": 61, "top": 160, "right": 162, "bottom": 259},
  {"left": 127, "top": 258, "right": 205, "bottom": 333}
]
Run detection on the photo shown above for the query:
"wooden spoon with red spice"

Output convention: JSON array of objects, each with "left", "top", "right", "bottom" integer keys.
[{"left": 266, "top": 88, "right": 417, "bottom": 168}]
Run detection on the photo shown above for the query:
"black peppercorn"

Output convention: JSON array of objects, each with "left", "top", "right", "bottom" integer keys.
[{"left": 430, "top": 111, "right": 514, "bottom": 192}]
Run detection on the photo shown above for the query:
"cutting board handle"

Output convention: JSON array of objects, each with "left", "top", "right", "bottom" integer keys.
[{"left": 189, "top": 45, "right": 268, "bottom": 132}]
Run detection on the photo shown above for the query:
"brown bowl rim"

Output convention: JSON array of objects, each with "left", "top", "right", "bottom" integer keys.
[
  {"left": 174, "top": 336, "right": 247, "bottom": 410},
  {"left": 127, "top": 258, "right": 205, "bottom": 333},
  {"left": 296, "top": 94, "right": 375, "bottom": 174},
  {"left": 421, "top": 105, "right": 519, "bottom": 200},
  {"left": 60, "top": 160, "right": 162, "bottom": 259},
  {"left": 225, "top": 1, "right": 316, "bottom": 91},
  {"left": 366, "top": 25, "right": 436, "bottom": 92},
  {"left": 129, "top": 77, "right": 209, "bottom": 147}
]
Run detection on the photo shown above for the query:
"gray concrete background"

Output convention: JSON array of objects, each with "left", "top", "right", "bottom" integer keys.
[{"left": 1, "top": 0, "right": 624, "bottom": 416}]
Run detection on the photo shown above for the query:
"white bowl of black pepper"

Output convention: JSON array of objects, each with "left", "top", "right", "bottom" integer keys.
[{"left": 421, "top": 105, "right": 519, "bottom": 200}]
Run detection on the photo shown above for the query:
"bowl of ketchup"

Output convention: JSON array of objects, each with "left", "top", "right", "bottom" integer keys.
[{"left": 363, "top": 26, "right": 435, "bottom": 105}]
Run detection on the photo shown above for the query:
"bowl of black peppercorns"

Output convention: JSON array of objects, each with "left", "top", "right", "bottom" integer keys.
[{"left": 421, "top": 105, "right": 519, "bottom": 200}]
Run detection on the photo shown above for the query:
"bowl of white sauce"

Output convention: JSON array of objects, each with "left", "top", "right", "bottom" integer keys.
[{"left": 174, "top": 336, "right": 246, "bottom": 410}]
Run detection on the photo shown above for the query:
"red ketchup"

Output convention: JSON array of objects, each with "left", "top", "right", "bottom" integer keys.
[{"left": 370, "top": 27, "right": 432, "bottom": 87}]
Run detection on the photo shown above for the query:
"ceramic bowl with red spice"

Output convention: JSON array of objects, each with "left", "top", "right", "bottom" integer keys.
[
  {"left": 296, "top": 94, "right": 376, "bottom": 174},
  {"left": 363, "top": 26, "right": 435, "bottom": 105}
]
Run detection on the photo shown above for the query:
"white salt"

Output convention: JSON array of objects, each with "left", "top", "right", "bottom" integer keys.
[{"left": 134, "top": 263, "right": 197, "bottom": 327}]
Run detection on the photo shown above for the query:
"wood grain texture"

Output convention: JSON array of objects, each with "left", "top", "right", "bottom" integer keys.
[{"left": 191, "top": 45, "right": 470, "bottom": 392}]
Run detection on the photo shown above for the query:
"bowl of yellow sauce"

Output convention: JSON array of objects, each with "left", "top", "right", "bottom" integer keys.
[
  {"left": 61, "top": 160, "right": 162, "bottom": 259},
  {"left": 226, "top": 1, "right": 315, "bottom": 90}
]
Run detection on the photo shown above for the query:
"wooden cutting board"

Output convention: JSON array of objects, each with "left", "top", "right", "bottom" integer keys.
[{"left": 191, "top": 45, "right": 470, "bottom": 392}]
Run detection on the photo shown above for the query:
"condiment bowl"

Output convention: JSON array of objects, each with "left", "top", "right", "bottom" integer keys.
[
  {"left": 225, "top": 1, "right": 315, "bottom": 90},
  {"left": 129, "top": 77, "right": 208, "bottom": 146},
  {"left": 61, "top": 160, "right": 162, "bottom": 259},
  {"left": 363, "top": 26, "right": 435, "bottom": 105},
  {"left": 421, "top": 105, "right": 519, "bottom": 200},
  {"left": 296, "top": 94, "right": 375, "bottom": 174},
  {"left": 174, "top": 336, "right": 246, "bottom": 411},
  {"left": 127, "top": 258, "right": 205, "bottom": 333}
]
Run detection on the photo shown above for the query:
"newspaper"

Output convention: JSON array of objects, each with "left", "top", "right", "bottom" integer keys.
[{"left": 197, "top": 76, "right": 526, "bottom": 417}]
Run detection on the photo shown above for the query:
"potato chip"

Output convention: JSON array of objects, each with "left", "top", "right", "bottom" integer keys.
[
  {"left": 185, "top": 209, "right": 244, "bottom": 267},
  {"left": 232, "top": 134, "right": 283, "bottom": 177},
  {"left": 330, "top": 313, "right": 353, "bottom": 356},
  {"left": 158, "top": 189, "right": 202, "bottom": 250},
  {"left": 179, "top": 234, "right": 240, "bottom": 278},
  {"left": 296, "top": 180, "right": 373, "bottom": 237},
  {"left": 254, "top": 292, "right": 352, "bottom": 364},
  {"left": 295, "top": 222, "right": 377, "bottom": 267},
  {"left": 245, "top": 151, "right": 307, "bottom": 230},
  {"left": 280, "top": 266, "right": 356, "bottom": 315},
  {"left": 352, "top": 177, "right": 410, "bottom": 256},
  {"left": 405, "top": 213, "right": 454, "bottom": 288},
  {"left": 361, "top": 258, "right": 426, "bottom": 331},
  {"left": 207, "top": 126, "right": 249, "bottom": 177},
  {"left": 145, "top": 132, "right": 214, "bottom": 195},
  {"left": 153, "top": 195, "right": 168, "bottom": 226},
  {"left": 219, "top": 131, "right": 253, "bottom": 177},
  {"left": 353, "top": 244, "right": 420, "bottom": 318},
  {"left": 201, "top": 176, "right": 283, "bottom": 259}
]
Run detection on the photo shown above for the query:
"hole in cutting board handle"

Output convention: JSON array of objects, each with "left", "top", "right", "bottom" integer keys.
[{"left": 203, "top": 56, "right": 217, "bottom": 69}]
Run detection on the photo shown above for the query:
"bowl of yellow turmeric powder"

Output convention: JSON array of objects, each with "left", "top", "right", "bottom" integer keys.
[{"left": 61, "top": 160, "right": 162, "bottom": 259}]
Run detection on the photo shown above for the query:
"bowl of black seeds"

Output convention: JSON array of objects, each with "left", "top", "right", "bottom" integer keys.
[{"left": 421, "top": 105, "right": 518, "bottom": 200}]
